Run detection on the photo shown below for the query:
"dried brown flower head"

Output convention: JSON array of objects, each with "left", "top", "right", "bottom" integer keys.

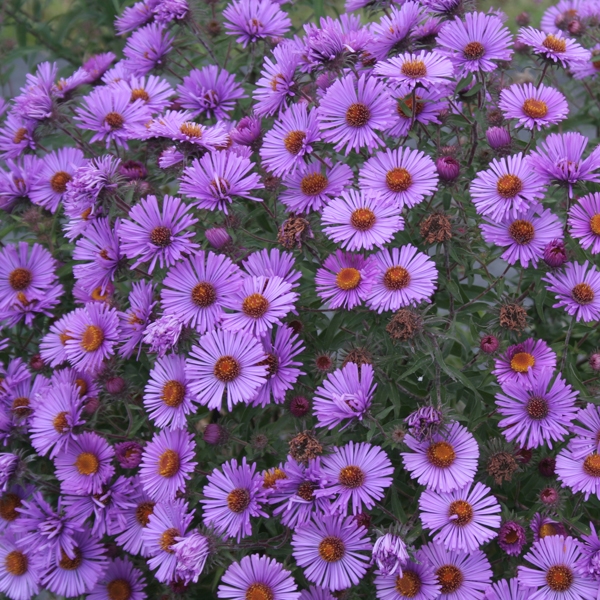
[{"left": 289, "top": 430, "right": 323, "bottom": 464}]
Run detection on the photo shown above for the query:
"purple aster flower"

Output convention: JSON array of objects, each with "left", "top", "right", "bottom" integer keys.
[
  {"left": 321, "top": 190, "right": 403, "bottom": 251},
  {"left": 319, "top": 442, "right": 393, "bottom": 514},
  {"left": 64, "top": 303, "right": 120, "bottom": 372},
  {"left": 179, "top": 150, "right": 263, "bottom": 213},
  {"left": 470, "top": 153, "right": 545, "bottom": 221},
  {"left": 221, "top": 275, "right": 297, "bottom": 337},
  {"left": 369, "top": 3, "right": 424, "bottom": 62},
  {"left": 375, "top": 557, "right": 441, "bottom": 600},
  {"left": 161, "top": 251, "right": 241, "bottom": 332},
  {"left": 119, "top": 159, "right": 147, "bottom": 180},
  {"left": 569, "top": 403, "right": 600, "bottom": 459},
  {"left": 143, "top": 314, "right": 183, "bottom": 357},
  {"left": 402, "top": 421, "right": 479, "bottom": 493},
  {"left": 419, "top": 482, "right": 501, "bottom": 552},
  {"left": 387, "top": 86, "right": 448, "bottom": 138},
  {"left": 186, "top": 329, "right": 268, "bottom": 411},
  {"left": 41, "top": 528, "right": 108, "bottom": 597},
  {"left": 578, "top": 522, "right": 600, "bottom": 581},
  {"left": 54, "top": 431, "right": 114, "bottom": 494},
  {"left": 139, "top": 428, "right": 197, "bottom": 501},
  {"left": 405, "top": 406, "right": 444, "bottom": 442},
  {"left": 119, "top": 280, "right": 156, "bottom": 360},
  {"left": 29, "top": 381, "right": 85, "bottom": 458},
  {"left": 177, "top": 66, "right": 245, "bottom": 119},
  {"left": 0, "top": 454, "right": 19, "bottom": 492},
  {"left": 541, "top": 0, "right": 586, "bottom": 35},
  {"left": 250, "top": 325, "right": 304, "bottom": 407},
  {"left": 544, "top": 260, "right": 600, "bottom": 322},
  {"left": 291, "top": 513, "right": 372, "bottom": 592},
  {"left": 0, "top": 113, "right": 36, "bottom": 159},
  {"left": 269, "top": 457, "right": 333, "bottom": 529},
  {"left": 153, "top": 0, "right": 189, "bottom": 24},
  {"left": 115, "top": 1, "right": 153, "bottom": 34},
  {"left": 530, "top": 513, "right": 567, "bottom": 542},
  {"left": 280, "top": 160, "right": 353, "bottom": 214},
  {"left": 73, "top": 217, "right": 122, "bottom": 294},
  {"left": 231, "top": 116, "right": 262, "bottom": 147},
  {"left": 0, "top": 484, "right": 32, "bottom": 532},
  {"left": 201, "top": 457, "right": 269, "bottom": 542},
  {"left": 3, "top": 373, "right": 47, "bottom": 425},
  {"left": 172, "top": 530, "right": 210, "bottom": 585},
  {"left": 260, "top": 103, "right": 321, "bottom": 176},
  {"left": 123, "top": 23, "right": 174, "bottom": 76},
  {"left": 572, "top": 45, "right": 600, "bottom": 79},
  {"left": 497, "top": 521, "right": 527, "bottom": 556},
  {"left": 313, "top": 362, "right": 375, "bottom": 430},
  {"left": 486, "top": 126, "right": 512, "bottom": 151},
  {"left": 119, "top": 194, "right": 199, "bottom": 272},
  {"left": 518, "top": 27, "right": 590, "bottom": 67},
  {"left": 495, "top": 369, "right": 578, "bottom": 450},
  {"left": 87, "top": 557, "right": 146, "bottom": 600},
  {"left": 114, "top": 442, "right": 143, "bottom": 471},
  {"left": 62, "top": 475, "right": 135, "bottom": 537},
  {"left": 205, "top": 227, "right": 233, "bottom": 250},
  {"left": 418, "top": 542, "right": 492, "bottom": 600},
  {"left": 529, "top": 132, "right": 600, "bottom": 197},
  {"left": 568, "top": 192, "right": 600, "bottom": 253},
  {"left": 0, "top": 242, "right": 63, "bottom": 327},
  {"left": 242, "top": 248, "right": 302, "bottom": 288},
  {"left": 113, "top": 479, "right": 155, "bottom": 556},
  {"left": 299, "top": 588, "right": 335, "bottom": 600},
  {"left": 76, "top": 86, "right": 151, "bottom": 148},
  {"left": 499, "top": 83, "right": 568, "bottom": 130},
  {"left": 29, "top": 147, "right": 86, "bottom": 213},
  {"left": 518, "top": 536, "right": 597, "bottom": 599},
  {"left": 358, "top": 147, "right": 438, "bottom": 210},
  {"left": 372, "top": 533, "right": 410, "bottom": 577},
  {"left": 484, "top": 578, "right": 530, "bottom": 600},
  {"left": 118, "top": 74, "right": 173, "bottom": 113},
  {"left": 480, "top": 207, "right": 563, "bottom": 268},
  {"left": 142, "top": 499, "right": 193, "bottom": 583},
  {"left": 218, "top": 554, "right": 299, "bottom": 600},
  {"left": 0, "top": 156, "right": 38, "bottom": 211},
  {"left": 0, "top": 530, "right": 44, "bottom": 600},
  {"left": 367, "top": 245, "right": 438, "bottom": 313},
  {"left": 145, "top": 110, "right": 229, "bottom": 149},
  {"left": 374, "top": 50, "right": 454, "bottom": 95},
  {"left": 493, "top": 338, "right": 557, "bottom": 388},
  {"left": 556, "top": 445, "right": 600, "bottom": 500},
  {"left": 82, "top": 52, "right": 116, "bottom": 82},
  {"left": 144, "top": 354, "right": 196, "bottom": 428},
  {"left": 436, "top": 12, "right": 512, "bottom": 75},
  {"left": 223, "top": 0, "right": 291, "bottom": 46},
  {"left": 253, "top": 42, "right": 300, "bottom": 117},
  {"left": 315, "top": 250, "right": 376, "bottom": 310},
  {"left": 317, "top": 73, "right": 395, "bottom": 155},
  {"left": 12, "top": 62, "right": 56, "bottom": 122}
]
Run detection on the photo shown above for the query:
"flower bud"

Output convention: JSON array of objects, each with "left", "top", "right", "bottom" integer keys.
[
  {"left": 105, "top": 377, "right": 126, "bottom": 395},
  {"left": 540, "top": 487, "right": 559, "bottom": 505},
  {"left": 289, "top": 395, "right": 311, "bottom": 417},
  {"left": 436, "top": 156, "right": 460, "bottom": 183},
  {"left": 589, "top": 353, "right": 600, "bottom": 372},
  {"left": 29, "top": 354, "right": 44, "bottom": 371},
  {"left": 205, "top": 227, "right": 232, "bottom": 250},
  {"left": 486, "top": 127, "right": 511, "bottom": 150},
  {"left": 480, "top": 335, "right": 499, "bottom": 354},
  {"left": 538, "top": 457, "right": 556, "bottom": 477},
  {"left": 516, "top": 12, "right": 530, "bottom": 26},
  {"left": 203, "top": 423, "right": 228, "bottom": 446},
  {"left": 83, "top": 397, "right": 100, "bottom": 415},
  {"left": 115, "top": 441, "right": 144, "bottom": 468},
  {"left": 543, "top": 240, "right": 567, "bottom": 268}
]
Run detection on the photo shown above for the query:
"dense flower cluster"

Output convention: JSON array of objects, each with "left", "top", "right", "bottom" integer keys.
[{"left": 1, "top": 0, "right": 600, "bottom": 598}]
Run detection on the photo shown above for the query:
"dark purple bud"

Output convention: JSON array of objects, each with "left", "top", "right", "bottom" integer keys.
[
  {"left": 105, "top": 377, "right": 126, "bottom": 395},
  {"left": 543, "top": 240, "right": 567, "bottom": 268},
  {"left": 516, "top": 12, "right": 530, "bottom": 26},
  {"left": 480, "top": 335, "right": 499, "bottom": 354},
  {"left": 486, "top": 127, "right": 511, "bottom": 150},
  {"left": 290, "top": 395, "right": 311, "bottom": 417},
  {"left": 83, "top": 396, "right": 100, "bottom": 415},
  {"left": 115, "top": 441, "right": 144, "bottom": 468},
  {"left": 436, "top": 156, "right": 460, "bottom": 183},
  {"left": 230, "top": 116, "right": 262, "bottom": 146},
  {"left": 540, "top": 487, "right": 559, "bottom": 505},
  {"left": 538, "top": 457, "right": 556, "bottom": 477},
  {"left": 354, "top": 512, "right": 372, "bottom": 529},
  {"left": 590, "top": 353, "right": 600, "bottom": 372},
  {"left": 514, "top": 40, "right": 529, "bottom": 54},
  {"left": 568, "top": 19, "right": 583, "bottom": 35},
  {"left": 205, "top": 227, "right": 232, "bottom": 250},
  {"left": 119, "top": 160, "right": 147, "bottom": 180},
  {"left": 516, "top": 447, "right": 533, "bottom": 464},
  {"left": 29, "top": 354, "right": 44, "bottom": 371},
  {"left": 203, "top": 423, "right": 228, "bottom": 446}
]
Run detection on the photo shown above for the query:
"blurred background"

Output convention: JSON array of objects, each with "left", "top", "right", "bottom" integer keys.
[{"left": 0, "top": 0, "right": 556, "bottom": 99}]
